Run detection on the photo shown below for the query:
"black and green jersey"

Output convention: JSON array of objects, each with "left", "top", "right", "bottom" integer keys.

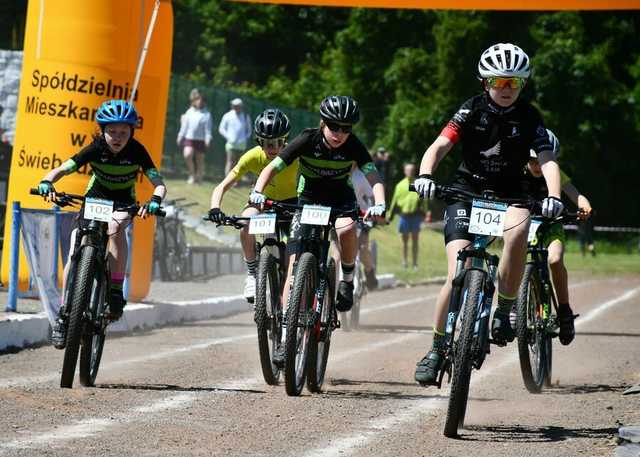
[
  {"left": 64, "top": 138, "right": 161, "bottom": 203},
  {"left": 273, "top": 128, "right": 376, "bottom": 203}
]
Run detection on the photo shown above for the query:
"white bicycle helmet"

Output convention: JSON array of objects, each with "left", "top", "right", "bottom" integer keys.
[
  {"left": 530, "top": 128, "right": 560, "bottom": 160},
  {"left": 478, "top": 43, "right": 531, "bottom": 79}
]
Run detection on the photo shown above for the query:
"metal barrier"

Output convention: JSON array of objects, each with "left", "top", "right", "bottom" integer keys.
[{"left": 187, "top": 245, "right": 244, "bottom": 278}]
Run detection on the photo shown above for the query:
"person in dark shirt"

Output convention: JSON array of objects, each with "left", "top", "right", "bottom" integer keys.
[
  {"left": 37, "top": 99, "right": 166, "bottom": 348},
  {"left": 251, "top": 95, "right": 386, "bottom": 366},
  {"left": 413, "top": 43, "right": 564, "bottom": 386}
]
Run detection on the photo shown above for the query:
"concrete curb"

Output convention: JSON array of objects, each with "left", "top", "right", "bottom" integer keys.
[
  {"left": 0, "top": 295, "right": 250, "bottom": 352},
  {"left": 0, "top": 273, "right": 402, "bottom": 352}
]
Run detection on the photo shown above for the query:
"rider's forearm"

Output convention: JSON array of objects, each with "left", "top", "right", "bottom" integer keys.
[
  {"left": 210, "top": 173, "right": 237, "bottom": 208},
  {"left": 372, "top": 182, "right": 385, "bottom": 207},
  {"left": 540, "top": 160, "right": 561, "bottom": 198},
  {"left": 419, "top": 136, "right": 453, "bottom": 176},
  {"left": 254, "top": 162, "right": 279, "bottom": 193},
  {"left": 42, "top": 161, "right": 75, "bottom": 183},
  {"left": 152, "top": 184, "right": 167, "bottom": 200}
]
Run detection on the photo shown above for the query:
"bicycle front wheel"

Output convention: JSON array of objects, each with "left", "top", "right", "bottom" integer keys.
[
  {"left": 284, "top": 252, "right": 317, "bottom": 396},
  {"left": 61, "top": 245, "right": 97, "bottom": 388},
  {"left": 307, "top": 258, "right": 336, "bottom": 393},
  {"left": 255, "top": 250, "right": 282, "bottom": 385},
  {"left": 443, "top": 269, "right": 485, "bottom": 438},
  {"left": 515, "top": 264, "right": 545, "bottom": 393},
  {"left": 79, "top": 269, "right": 108, "bottom": 387}
]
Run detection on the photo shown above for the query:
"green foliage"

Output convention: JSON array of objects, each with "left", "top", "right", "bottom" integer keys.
[{"left": 172, "top": 6, "right": 640, "bottom": 225}]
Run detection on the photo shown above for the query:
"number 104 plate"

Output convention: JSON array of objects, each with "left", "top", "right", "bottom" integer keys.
[{"left": 468, "top": 200, "right": 507, "bottom": 237}]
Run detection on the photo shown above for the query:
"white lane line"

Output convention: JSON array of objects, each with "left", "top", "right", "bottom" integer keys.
[
  {"left": 0, "top": 278, "right": 611, "bottom": 389},
  {"left": 0, "top": 333, "right": 256, "bottom": 389},
  {"left": 302, "top": 285, "right": 640, "bottom": 457},
  {"left": 0, "top": 332, "right": 417, "bottom": 450},
  {"left": 0, "top": 289, "right": 434, "bottom": 389}
]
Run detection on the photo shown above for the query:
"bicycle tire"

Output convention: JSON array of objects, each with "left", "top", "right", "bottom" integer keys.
[
  {"left": 255, "top": 251, "right": 282, "bottom": 385},
  {"left": 155, "top": 224, "right": 170, "bottom": 281},
  {"left": 79, "top": 269, "right": 108, "bottom": 387},
  {"left": 543, "top": 288, "right": 557, "bottom": 388},
  {"left": 60, "top": 245, "right": 97, "bottom": 388},
  {"left": 443, "top": 269, "right": 485, "bottom": 438},
  {"left": 515, "top": 264, "right": 545, "bottom": 393},
  {"left": 284, "top": 252, "right": 317, "bottom": 396},
  {"left": 307, "top": 258, "right": 336, "bottom": 393}
]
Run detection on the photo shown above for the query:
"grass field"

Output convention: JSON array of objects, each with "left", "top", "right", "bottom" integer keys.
[{"left": 166, "top": 178, "right": 640, "bottom": 282}]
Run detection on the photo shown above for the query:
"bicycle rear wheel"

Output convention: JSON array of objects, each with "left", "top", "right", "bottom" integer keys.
[
  {"left": 307, "top": 258, "right": 336, "bottom": 393},
  {"left": 543, "top": 289, "right": 557, "bottom": 388},
  {"left": 443, "top": 269, "right": 484, "bottom": 438},
  {"left": 515, "top": 264, "right": 545, "bottom": 393},
  {"left": 79, "top": 269, "right": 108, "bottom": 387},
  {"left": 255, "top": 250, "right": 282, "bottom": 385},
  {"left": 61, "top": 245, "right": 97, "bottom": 388},
  {"left": 284, "top": 252, "right": 317, "bottom": 396}
]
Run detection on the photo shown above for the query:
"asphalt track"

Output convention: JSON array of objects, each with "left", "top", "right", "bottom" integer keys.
[{"left": 0, "top": 275, "right": 638, "bottom": 457}]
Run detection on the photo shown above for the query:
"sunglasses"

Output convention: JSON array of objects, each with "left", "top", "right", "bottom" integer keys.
[
  {"left": 325, "top": 121, "right": 353, "bottom": 134},
  {"left": 486, "top": 77, "right": 526, "bottom": 89},
  {"left": 257, "top": 137, "right": 286, "bottom": 148}
]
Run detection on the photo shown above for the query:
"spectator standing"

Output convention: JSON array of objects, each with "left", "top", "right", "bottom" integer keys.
[
  {"left": 388, "top": 163, "right": 427, "bottom": 270},
  {"left": 177, "top": 88, "right": 212, "bottom": 184},
  {"left": 374, "top": 146, "right": 391, "bottom": 183},
  {"left": 218, "top": 98, "right": 252, "bottom": 175}
]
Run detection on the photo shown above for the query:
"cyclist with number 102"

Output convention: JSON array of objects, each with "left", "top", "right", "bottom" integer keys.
[
  {"left": 37, "top": 99, "right": 167, "bottom": 349},
  {"left": 413, "top": 43, "right": 564, "bottom": 387},
  {"left": 251, "top": 95, "right": 386, "bottom": 366}
]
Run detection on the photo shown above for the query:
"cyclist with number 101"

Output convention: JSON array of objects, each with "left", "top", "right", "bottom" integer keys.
[
  {"left": 251, "top": 95, "right": 386, "bottom": 367},
  {"left": 413, "top": 43, "right": 564, "bottom": 388},
  {"left": 37, "top": 99, "right": 167, "bottom": 349}
]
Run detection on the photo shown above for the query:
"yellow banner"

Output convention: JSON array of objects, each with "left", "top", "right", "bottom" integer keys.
[
  {"left": 1, "top": 0, "right": 173, "bottom": 301},
  {"left": 233, "top": 0, "right": 640, "bottom": 9}
]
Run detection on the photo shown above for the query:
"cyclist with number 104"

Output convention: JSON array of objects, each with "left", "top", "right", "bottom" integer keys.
[
  {"left": 412, "top": 43, "right": 565, "bottom": 391},
  {"left": 36, "top": 99, "right": 167, "bottom": 351},
  {"left": 209, "top": 109, "right": 298, "bottom": 304},
  {"left": 251, "top": 95, "right": 386, "bottom": 376}
]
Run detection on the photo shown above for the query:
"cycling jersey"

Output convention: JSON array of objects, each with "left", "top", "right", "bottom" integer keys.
[
  {"left": 523, "top": 168, "right": 572, "bottom": 201},
  {"left": 441, "top": 93, "right": 552, "bottom": 193},
  {"left": 232, "top": 146, "right": 298, "bottom": 201},
  {"left": 63, "top": 138, "right": 161, "bottom": 203},
  {"left": 272, "top": 128, "right": 377, "bottom": 204},
  {"left": 389, "top": 177, "right": 426, "bottom": 216}
]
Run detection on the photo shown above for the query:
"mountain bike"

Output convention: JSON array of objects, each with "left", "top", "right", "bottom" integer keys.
[
  {"left": 204, "top": 207, "right": 292, "bottom": 386},
  {"left": 155, "top": 198, "right": 193, "bottom": 281},
  {"left": 412, "top": 183, "right": 538, "bottom": 437},
  {"left": 515, "top": 213, "right": 578, "bottom": 393},
  {"left": 31, "top": 188, "right": 164, "bottom": 388},
  {"left": 267, "top": 201, "right": 359, "bottom": 396}
]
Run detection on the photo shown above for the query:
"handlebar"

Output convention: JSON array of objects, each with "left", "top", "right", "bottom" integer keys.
[
  {"left": 408, "top": 183, "right": 536, "bottom": 208},
  {"left": 30, "top": 188, "right": 166, "bottom": 217},
  {"left": 264, "top": 199, "right": 366, "bottom": 219}
]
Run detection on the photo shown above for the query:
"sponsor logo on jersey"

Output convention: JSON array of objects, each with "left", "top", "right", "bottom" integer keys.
[{"left": 479, "top": 141, "right": 501, "bottom": 158}]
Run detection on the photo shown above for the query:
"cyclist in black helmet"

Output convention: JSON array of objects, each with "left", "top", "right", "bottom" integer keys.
[
  {"left": 209, "top": 108, "right": 298, "bottom": 303},
  {"left": 251, "top": 95, "right": 386, "bottom": 365}
]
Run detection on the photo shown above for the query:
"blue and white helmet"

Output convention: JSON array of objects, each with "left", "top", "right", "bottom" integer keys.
[
  {"left": 478, "top": 43, "right": 531, "bottom": 79},
  {"left": 96, "top": 99, "right": 138, "bottom": 127}
]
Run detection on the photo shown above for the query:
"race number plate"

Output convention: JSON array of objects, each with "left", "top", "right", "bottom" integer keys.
[
  {"left": 300, "top": 205, "right": 331, "bottom": 226},
  {"left": 83, "top": 198, "right": 114, "bottom": 222},
  {"left": 468, "top": 200, "right": 507, "bottom": 237},
  {"left": 248, "top": 213, "right": 277, "bottom": 235},
  {"left": 527, "top": 218, "right": 542, "bottom": 242}
]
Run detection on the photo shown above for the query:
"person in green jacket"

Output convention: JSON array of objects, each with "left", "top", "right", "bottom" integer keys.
[{"left": 389, "top": 163, "right": 429, "bottom": 269}]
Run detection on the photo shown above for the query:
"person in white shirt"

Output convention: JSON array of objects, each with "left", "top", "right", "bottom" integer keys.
[
  {"left": 177, "top": 88, "right": 212, "bottom": 184},
  {"left": 218, "top": 98, "right": 252, "bottom": 175}
]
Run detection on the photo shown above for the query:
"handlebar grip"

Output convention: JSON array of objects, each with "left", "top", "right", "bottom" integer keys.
[
  {"left": 30, "top": 188, "right": 40, "bottom": 195},
  {"left": 155, "top": 209, "right": 166, "bottom": 218}
]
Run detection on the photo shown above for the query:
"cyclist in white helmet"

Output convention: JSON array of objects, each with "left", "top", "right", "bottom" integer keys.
[
  {"left": 413, "top": 43, "right": 563, "bottom": 386},
  {"left": 523, "top": 128, "right": 592, "bottom": 345}
]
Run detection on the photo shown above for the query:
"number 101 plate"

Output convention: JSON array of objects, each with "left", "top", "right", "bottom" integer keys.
[{"left": 468, "top": 200, "right": 507, "bottom": 237}]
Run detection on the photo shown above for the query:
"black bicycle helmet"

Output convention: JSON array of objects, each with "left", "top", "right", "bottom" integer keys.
[
  {"left": 254, "top": 109, "right": 291, "bottom": 139},
  {"left": 319, "top": 95, "right": 360, "bottom": 124}
]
